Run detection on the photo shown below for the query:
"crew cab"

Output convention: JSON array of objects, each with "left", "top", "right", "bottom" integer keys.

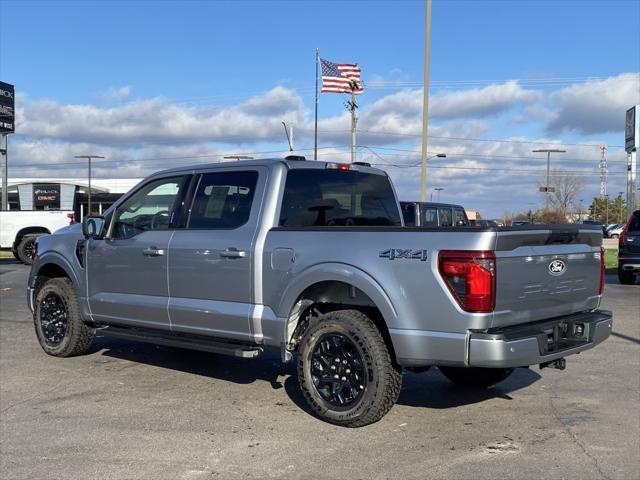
[{"left": 28, "top": 158, "right": 612, "bottom": 427}]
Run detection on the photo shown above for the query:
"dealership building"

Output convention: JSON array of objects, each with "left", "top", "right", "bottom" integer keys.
[{"left": 1, "top": 178, "right": 140, "bottom": 219}]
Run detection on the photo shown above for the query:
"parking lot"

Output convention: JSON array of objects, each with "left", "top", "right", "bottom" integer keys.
[{"left": 1, "top": 259, "right": 638, "bottom": 480}]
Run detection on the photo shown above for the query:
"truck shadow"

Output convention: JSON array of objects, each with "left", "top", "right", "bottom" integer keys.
[{"left": 97, "top": 337, "right": 541, "bottom": 415}]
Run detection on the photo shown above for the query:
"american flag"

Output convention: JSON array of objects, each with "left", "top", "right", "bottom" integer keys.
[{"left": 320, "top": 58, "right": 364, "bottom": 95}]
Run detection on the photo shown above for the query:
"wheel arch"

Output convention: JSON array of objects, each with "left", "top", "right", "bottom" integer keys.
[
  {"left": 13, "top": 227, "right": 51, "bottom": 249},
  {"left": 31, "top": 254, "right": 80, "bottom": 294},
  {"left": 279, "top": 263, "right": 399, "bottom": 362}
]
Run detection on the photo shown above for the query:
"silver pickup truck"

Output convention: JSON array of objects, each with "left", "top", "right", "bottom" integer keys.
[{"left": 28, "top": 157, "right": 612, "bottom": 427}]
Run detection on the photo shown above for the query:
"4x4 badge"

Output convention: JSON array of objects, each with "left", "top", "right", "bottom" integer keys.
[{"left": 379, "top": 249, "right": 428, "bottom": 261}]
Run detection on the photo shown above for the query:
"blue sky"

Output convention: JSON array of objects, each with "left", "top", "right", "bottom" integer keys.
[{"left": 1, "top": 0, "right": 639, "bottom": 217}]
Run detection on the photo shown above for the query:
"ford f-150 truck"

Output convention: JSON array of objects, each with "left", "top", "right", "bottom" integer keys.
[{"left": 28, "top": 157, "right": 612, "bottom": 427}]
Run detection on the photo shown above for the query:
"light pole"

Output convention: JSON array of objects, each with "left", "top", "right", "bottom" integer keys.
[
  {"left": 434, "top": 187, "right": 444, "bottom": 202},
  {"left": 619, "top": 191, "right": 625, "bottom": 223},
  {"left": 419, "top": 0, "right": 434, "bottom": 203},
  {"left": 74, "top": 155, "right": 104, "bottom": 217},
  {"left": 532, "top": 149, "right": 565, "bottom": 210},
  {"left": 579, "top": 199, "right": 584, "bottom": 222}
]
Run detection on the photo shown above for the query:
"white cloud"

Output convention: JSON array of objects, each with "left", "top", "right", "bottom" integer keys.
[
  {"left": 546, "top": 73, "right": 640, "bottom": 134},
  {"left": 103, "top": 86, "right": 132, "bottom": 102},
  {"left": 16, "top": 86, "right": 307, "bottom": 145}
]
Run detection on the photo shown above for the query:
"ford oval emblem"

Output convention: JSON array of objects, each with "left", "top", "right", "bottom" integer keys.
[{"left": 548, "top": 259, "right": 567, "bottom": 276}]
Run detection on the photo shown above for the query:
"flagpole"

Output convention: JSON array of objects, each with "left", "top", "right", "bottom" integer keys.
[{"left": 314, "top": 48, "right": 319, "bottom": 160}]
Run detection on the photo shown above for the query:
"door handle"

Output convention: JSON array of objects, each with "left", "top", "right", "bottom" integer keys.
[
  {"left": 219, "top": 248, "right": 247, "bottom": 258},
  {"left": 143, "top": 247, "right": 165, "bottom": 257}
]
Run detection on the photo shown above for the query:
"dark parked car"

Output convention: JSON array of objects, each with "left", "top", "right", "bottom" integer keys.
[
  {"left": 400, "top": 202, "right": 468, "bottom": 227},
  {"left": 618, "top": 210, "right": 640, "bottom": 285},
  {"left": 583, "top": 220, "right": 607, "bottom": 236}
]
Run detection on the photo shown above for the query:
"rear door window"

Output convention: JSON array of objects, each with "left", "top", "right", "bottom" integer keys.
[
  {"left": 279, "top": 169, "right": 401, "bottom": 227},
  {"left": 188, "top": 171, "right": 258, "bottom": 229}
]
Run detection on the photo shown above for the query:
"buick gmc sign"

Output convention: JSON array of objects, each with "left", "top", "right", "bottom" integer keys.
[{"left": 0, "top": 81, "right": 15, "bottom": 134}]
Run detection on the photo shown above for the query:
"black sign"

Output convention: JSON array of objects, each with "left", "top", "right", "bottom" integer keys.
[
  {"left": 0, "top": 81, "right": 15, "bottom": 134},
  {"left": 33, "top": 184, "right": 61, "bottom": 209},
  {"left": 626, "top": 106, "right": 637, "bottom": 153}
]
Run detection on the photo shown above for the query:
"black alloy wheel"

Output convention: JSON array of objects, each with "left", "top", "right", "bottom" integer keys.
[
  {"left": 39, "top": 293, "right": 69, "bottom": 346},
  {"left": 311, "top": 333, "right": 367, "bottom": 409}
]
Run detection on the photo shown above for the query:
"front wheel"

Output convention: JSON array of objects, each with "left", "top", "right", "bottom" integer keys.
[
  {"left": 439, "top": 366, "right": 513, "bottom": 388},
  {"left": 34, "top": 277, "right": 93, "bottom": 357},
  {"left": 618, "top": 269, "right": 637, "bottom": 285},
  {"left": 297, "top": 309, "right": 402, "bottom": 427}
]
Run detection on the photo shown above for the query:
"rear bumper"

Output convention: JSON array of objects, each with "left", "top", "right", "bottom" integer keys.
[
  {"left": 619, "top": 256, "right": 640, "bottom": 271},
  {"left": 468, "top": 310, "right": 612, "bottom": 368},
  {"left": 391, "top": 310, "right": 612, "bottom": 368}
]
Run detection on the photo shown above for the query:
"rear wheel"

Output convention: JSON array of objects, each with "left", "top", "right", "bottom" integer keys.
[
  {"left": 297, "top": 309, "right": 402, "bottom": 427},
  {"left": 439, "top": 366, "right": 513, "bottom": 388},
  {"left": 34, "top": 277, "right": 93, "bottom": 357},
  {"left": 618, "top": 269, "right": 637, "bottom": 285},
  {"left": 16, "top": 234, "right": 40, "bottom": 265}
]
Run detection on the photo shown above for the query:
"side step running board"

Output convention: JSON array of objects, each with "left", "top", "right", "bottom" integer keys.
[{"left": 94, "top": 324, "right": 262, "bottom": 359}]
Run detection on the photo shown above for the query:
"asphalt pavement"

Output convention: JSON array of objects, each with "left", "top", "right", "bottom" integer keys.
[{"left": 1, "top": 259, "right": 638, "bottom": 480}]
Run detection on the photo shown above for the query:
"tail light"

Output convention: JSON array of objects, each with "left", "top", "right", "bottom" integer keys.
[
  {"left": 619, "top": 217, "right": 630, "bottom": 248},
  {"left": 67, "top": 213, "right": 76, "bottom": 224},
  {"left": 438, "top": 250, "right": 496, "bottom": 313},
  {"left": 599, "top": 246, "right": 605, "bottom": 295}
]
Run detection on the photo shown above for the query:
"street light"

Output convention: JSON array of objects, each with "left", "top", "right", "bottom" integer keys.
[
  {"left": 420, "top": 152, "right": 447, "bottom": 202},
  {"left": 434, "top": 187, "right": 444, "bottom": 202},
  {"left": 74, "top": 155, "right": 104, "bottom": 217},
  {"left": 532, "top": 149, "right": 565, "bottom": 210},
  {"left": 223, "top": 155, "right": 253, "bottom": 161}
]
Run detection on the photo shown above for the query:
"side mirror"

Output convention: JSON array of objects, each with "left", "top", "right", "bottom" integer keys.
[{"left": 83, "top": 216, "right": 106, "bottom": 239}]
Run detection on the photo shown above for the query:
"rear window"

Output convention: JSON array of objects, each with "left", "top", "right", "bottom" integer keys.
[
  {"left": 279, "top": 169, "right": 401, "bottom": 227},
  {"left": 628, "top": 212, "right": 640, "bottom": 232}
]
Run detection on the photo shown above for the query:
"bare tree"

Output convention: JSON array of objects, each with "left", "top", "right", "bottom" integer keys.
[{"left": 543, "top": 169, "right": 586, "bottom": 218}]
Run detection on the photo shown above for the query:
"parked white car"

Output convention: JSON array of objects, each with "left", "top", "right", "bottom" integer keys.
[{"left": 0, "top": 210, "right": 74, "bottom": 264}]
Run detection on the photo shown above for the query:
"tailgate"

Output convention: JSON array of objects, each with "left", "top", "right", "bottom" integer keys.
[{"left": 492, "top": 226, "right": 602, "bottom": 328}]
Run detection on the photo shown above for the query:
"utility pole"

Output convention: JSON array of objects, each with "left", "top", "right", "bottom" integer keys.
[
  {"left": 1, "top": 134, "right": 7, "bottom": 210},
  {"left": 419, "top": 0, "right": 433, "bottom": 202},
  {"left": 532, "top": 148, "right": 565, "bottom": 210},
  {"left": 347, "top": 88, "right": 358, "bottom": 163},
  {"left": 619, "top": 191, "right": 625, "bottom": 222},
  {"left": 74, "top": 155, "right": 104, "bottom": 217},
  {"left": 599, "top": 145, "right": 608, "bottom": 198}
]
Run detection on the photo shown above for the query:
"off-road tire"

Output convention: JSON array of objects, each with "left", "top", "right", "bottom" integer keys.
[
  {"left": 618, "top": 269, "right": 637, "bottom": 285},
  {"left": 34, "top": 277, "right": 93, "bottom": 357},
  {"left": 297, "top": 309, "right": 402, "bottom": 427},
  {"left": 17, "top": 235, "right": 39, "bottom": 265},
  {"left": 439, "top": 366, "right": 514, "bottom": 388}
]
